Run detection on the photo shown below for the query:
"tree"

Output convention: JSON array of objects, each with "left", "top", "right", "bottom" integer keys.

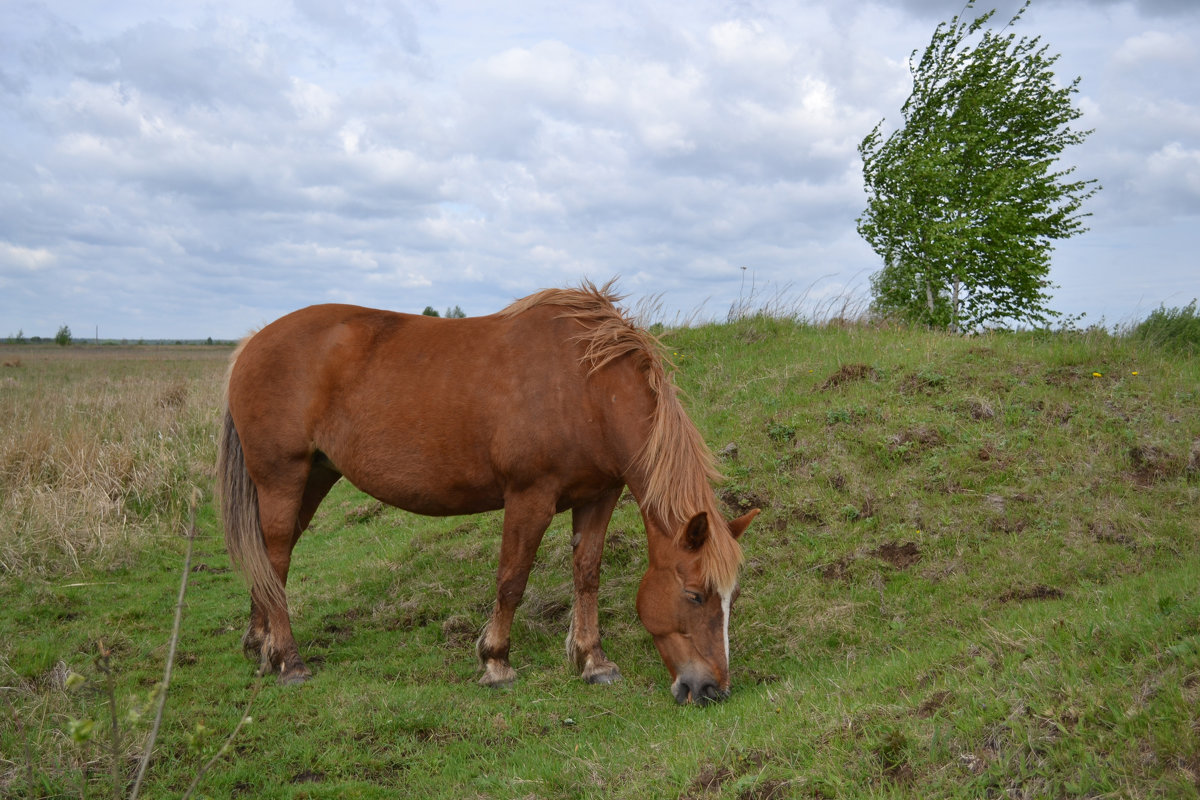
[
  {"left": 444, "top": 305, "right": 466, "bottom": 319},
  {"left": 857, "top": 0, "right": 1098, "bottom": 331},
  {"left": 421, "top": 306, "right": 440, "bottom": 317},
  {"left": 55, "top": 325, "right": 72, "bottom": 346}
]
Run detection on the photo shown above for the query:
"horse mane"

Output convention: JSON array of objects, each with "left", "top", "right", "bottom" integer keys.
[{"left": 498, "top": 280, "right": 743, "bottom": 591}]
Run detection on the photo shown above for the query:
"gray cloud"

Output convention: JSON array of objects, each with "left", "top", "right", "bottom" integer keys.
[{"left": 0, "top": 0, "right": 1196, "bottom": 338}]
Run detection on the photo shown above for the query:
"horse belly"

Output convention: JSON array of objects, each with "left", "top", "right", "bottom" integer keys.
[{"left": 329, "top": 446, "right": 507, "bottom": 517}]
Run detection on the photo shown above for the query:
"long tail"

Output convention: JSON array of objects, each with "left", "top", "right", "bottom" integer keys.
[{"left": 218, "top": 405, "right": 286, "bottom": 611}]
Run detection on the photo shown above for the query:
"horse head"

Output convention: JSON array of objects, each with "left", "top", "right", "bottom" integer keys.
[{"left": 636, "top": 508, "right": 759, "bottom": 705}]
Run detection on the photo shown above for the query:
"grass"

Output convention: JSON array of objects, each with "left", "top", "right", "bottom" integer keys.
[{"left": 1, "top": 319, "right": 1198, "bottom": 799}]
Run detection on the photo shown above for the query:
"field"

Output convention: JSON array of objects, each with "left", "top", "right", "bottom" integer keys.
[{"left": 1, "top": 319, "right": 1199, "bottom": 799}]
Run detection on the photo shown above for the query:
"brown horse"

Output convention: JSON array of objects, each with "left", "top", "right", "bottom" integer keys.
[{"left": 218, "top": 281, "right": 758, "bottom": 704}]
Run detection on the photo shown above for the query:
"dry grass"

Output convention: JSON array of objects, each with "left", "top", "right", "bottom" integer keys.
[{"left": 0, "top": 345, "right": 229, "bottom": 576}]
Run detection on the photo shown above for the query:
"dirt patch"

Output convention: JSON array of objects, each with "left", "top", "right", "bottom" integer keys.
[
  {"left": 872, "top": 542, "right": 922, "bottom": 569},
  {"left": 821, "top": 557, "right": 852, "bottom": 582},
  {"left": 964, "top": 398, "right": 996, "bottom": 420},
  {"left": 320, "top": 615, "right": 357, "bottom": 643},
  {"left": 386, "top": 603, "right": 437, "bottom": 631},
  {"left": 873, "top": 730, "right": 914, "bottom": 786},
  {"left": 290, "top": 770, "right": 325, "bottom": 784},
  {"left": 899, "top": 370, "right": 948, "bottom": 395},
  {"left": 720, "top": 488, "right": 768, "bottom": 514},
  {"left": 345, "top": 500, "right": 386, "bottom": 524},
  {"left": 916, "top": 690, "right": 954, "bottom": 718},
  {"left": 786, "top": 500, "right": 824, "bottom": 526},
  {"left": 887, "top": 426, "right": 945, "bottom": 456},
  {"left": 1042, "top": 366, "right": 1083, "bottom": 387},
  {"left": 440, "top": 614, "right": 478, "bottom": 647},
  {"left": 741, "top": 668, "right": 782, "bottom": 686},
  {"left": 1047, "top": 402, "right": 1076, "bottom": 424},
  {"left": 998, "top": 584, "right": 1064, "bottom": 603},
  {"left": 412, "top": 727, "right": 470, "bottom": 744},
  {"left": 820, "top": 363, "right": 878, "bottom": 390},
  {"left": 739, "top": 779, "right": 791, "bottom": 799},
  {"left": 1130, "top": 443, "right": 1179, "bottom": 483},
  {"left": 689, "top": 749, "right": 773, "bottom": 797}
]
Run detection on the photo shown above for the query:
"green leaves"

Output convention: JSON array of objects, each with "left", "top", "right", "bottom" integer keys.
[{"left": 858, "top": 0, "right": 1099, "bottom": 332}]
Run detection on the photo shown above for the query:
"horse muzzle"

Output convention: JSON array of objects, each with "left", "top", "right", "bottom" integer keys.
[{"left": 671, "top": 672, "right": 730, "bottom": 706}]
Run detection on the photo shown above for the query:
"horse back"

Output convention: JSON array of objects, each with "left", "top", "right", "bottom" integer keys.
[{"left": 227, "top": 303, "right": 646, "bottom": 515}]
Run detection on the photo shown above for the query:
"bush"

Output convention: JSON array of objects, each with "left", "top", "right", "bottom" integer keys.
[{"left": 1131, "top": 300, "right": 1200, "bottom": 355}]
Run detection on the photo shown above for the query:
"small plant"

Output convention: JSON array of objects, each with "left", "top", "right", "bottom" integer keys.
[
  {"left": 55, "top": 325, "right": 72, "bottom": 346},
  {"left": 766, "top": 421, "right": 798, "bottom": 444}
]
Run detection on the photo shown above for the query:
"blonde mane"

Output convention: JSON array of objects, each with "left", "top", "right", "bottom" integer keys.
[{"left": 499, "top": 280, "right": 743, "bottom": 591}]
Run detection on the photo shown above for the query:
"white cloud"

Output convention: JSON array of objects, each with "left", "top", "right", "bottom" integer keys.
[
  {"left": 0, "top": 242, "right": 55, "bottom": 272},
  {"left": 0, "top": 0, "right": 1196, "bottom": 337},
  {"left": 1114, "top": 30, "right": 1195, "bottom": 66}
]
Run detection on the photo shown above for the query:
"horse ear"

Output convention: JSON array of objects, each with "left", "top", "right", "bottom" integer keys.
[
  {"left": 683, "top": 512, "right": 709, "bottom": 551},
  {"left": 729, "top": 508, "right": 760, "bottom": 540}
]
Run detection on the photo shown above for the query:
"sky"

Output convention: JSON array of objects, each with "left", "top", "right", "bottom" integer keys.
[{"left": 1, "top": 0, "right": 1197, "bottom": 340}]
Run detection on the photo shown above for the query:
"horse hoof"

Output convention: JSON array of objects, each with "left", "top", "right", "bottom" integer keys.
[
  {"left": 479, "top": 661, "right": 517, "bottom": 689},
  {"left": 583, "top": 666, "right": 623, "bottom": 685},
  {"left": 278, "top": 672, "right": 311, "bottom": 686},
  {"left": 277, "top": 666, "right": 312, "bottom": 686}
]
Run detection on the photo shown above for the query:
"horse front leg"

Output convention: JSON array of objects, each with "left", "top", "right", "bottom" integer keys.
[
  {"left": 477, "top": 493, "right": 556, "bottom": 688},
  {"left": 566, "top": 489, "right": 623, "bottom": 684}
]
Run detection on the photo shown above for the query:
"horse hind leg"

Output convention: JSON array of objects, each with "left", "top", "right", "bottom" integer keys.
[
  {"left": 565, "top": 489, "right": 623, "bottom": 685},
  {"left": 253, "top": 461, "right": 341, "bottom": 684},
  {"left": 243, "top": 599, "right": 268, "bottom": 663}
]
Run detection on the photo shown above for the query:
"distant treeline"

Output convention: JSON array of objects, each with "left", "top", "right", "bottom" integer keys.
[{"left": 4, "top": 336, "right": 237, "bottom": 346}]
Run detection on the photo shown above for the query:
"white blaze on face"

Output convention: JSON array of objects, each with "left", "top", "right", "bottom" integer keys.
[{"left": 719, "top": 588, "right": 732, "bottom": 669}]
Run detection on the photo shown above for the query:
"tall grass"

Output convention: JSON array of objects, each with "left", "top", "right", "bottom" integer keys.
[
  {"left": 1130, "top": 299, "right": 1200, "bottom": 355},
  {"left": 0, "top": 346, "right": 227, "bottom": 576}
]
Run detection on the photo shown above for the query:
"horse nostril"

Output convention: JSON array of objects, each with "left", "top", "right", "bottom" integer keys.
[
  {"left": 673, "top": 674, "right": 730, "bottom": 705},
  {"left": 695, "top": 682, "right": 725, "bottom": 705}
]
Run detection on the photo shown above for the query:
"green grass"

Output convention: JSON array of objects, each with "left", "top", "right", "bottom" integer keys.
[{"left": 1, "top": 321, "right": 1199, "bottom": 798}]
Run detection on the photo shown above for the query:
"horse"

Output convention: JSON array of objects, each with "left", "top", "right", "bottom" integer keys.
[{"left": 218, "top": 281, "right": 758, "bottom": 704}]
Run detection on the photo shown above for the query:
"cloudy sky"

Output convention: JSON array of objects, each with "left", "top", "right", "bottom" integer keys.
[{"left": 1, "top": 0, "right": 1196, "bottom": 339}]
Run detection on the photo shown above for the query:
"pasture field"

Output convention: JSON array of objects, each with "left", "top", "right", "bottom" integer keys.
[{"left": 1, "top": 321, "right": 1199, "bottom": 799}]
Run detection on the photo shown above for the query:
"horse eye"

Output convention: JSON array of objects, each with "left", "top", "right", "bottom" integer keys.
[{"left": 685, "top": 591, "right": 704, "bottom": 605}]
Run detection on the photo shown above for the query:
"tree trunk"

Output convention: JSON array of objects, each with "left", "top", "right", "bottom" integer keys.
[{"left": 949, "top": 278, "right": 961, "bottom": 334}]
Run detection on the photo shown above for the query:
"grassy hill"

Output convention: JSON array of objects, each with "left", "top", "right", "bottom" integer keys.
[{"left": 1, "top": 318, "right": 1198, "bottom": 798}]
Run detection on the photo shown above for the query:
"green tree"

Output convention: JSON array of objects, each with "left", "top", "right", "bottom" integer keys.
[
  {"left": 444, "top": 305, "right": 466, "bottom": 319},
  {"left": 421, "top": 306, "right": 440, "bottom": 317},
  {"left": 55, "top": 325, "right": 72, "bottom": 346},
  {"left": 857, "top": 0, "right": 1098, "bottom": 331}
]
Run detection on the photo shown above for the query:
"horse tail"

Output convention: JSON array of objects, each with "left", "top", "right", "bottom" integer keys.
[{"left": 218, "top": 382, "right": 286, "bottom": 612}]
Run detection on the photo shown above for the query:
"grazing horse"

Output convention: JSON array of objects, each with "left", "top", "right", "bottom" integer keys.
[{"left": 218, "top": 281, "right": 758, "bottom": 704}]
